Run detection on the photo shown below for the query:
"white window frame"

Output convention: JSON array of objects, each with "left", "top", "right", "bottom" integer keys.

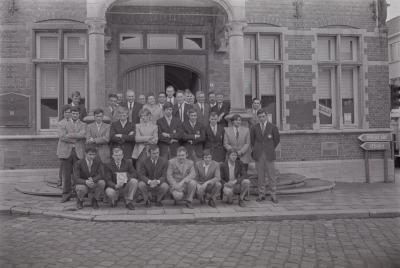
[
  {"left": 339, "top": 67, "right": 359, "bottom": 128},
  {"left": 36, "top": 32, "right": 59, "bottom": 60},
  {"left": 119, "top": 33, "right": 143, "bottom": 49},
  {"left": 340, "top": 36, "right": 359, "bottom": 62},
  {"left": 258, "top": 34, "right": 280, "bottom": 61},
  {"left": 182, "top": 34, "right": 205, "bottom": 50},
  {"left": 63, "top": 33, "right": 87, "bottom": 60},
  {"left": 63, "top": 65, "right": 88, "bottom": 104},
  {"left": 147, "top": 33, "right": 179, "bottom": 49},
  {"left": 317, "top": 36, "right": 336, "bottom": 61},
  {"left": 317, "top": 67, "right": 337, "bottom": 128}
]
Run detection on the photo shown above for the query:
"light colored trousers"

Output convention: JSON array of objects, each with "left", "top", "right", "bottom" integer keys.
[
  {"left": 255, "top": 153, "right": 276, "bottom": 197},
  {"left": 105, "top": 179, "right": 138, "bottom": 203},
  {"left": 223, "top": 179, "right": 250, "bottom": 201},
  {"left": 170, "top": 179, "right": 197, "bottom": 202},
  {"left": 196, "top": 181, "right": 222, "bottom": 201},
  {"left": 138, "top": 181, "right": 169, "bottom": 202},
  {"left": 75, "top": 180, "right": 105, "bottom": 201}
]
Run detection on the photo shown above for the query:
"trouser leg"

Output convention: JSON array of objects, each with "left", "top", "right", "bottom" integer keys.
[
  {"left": 138, "top": 181, "right": 149, "bottom": 202},
  {"left": 255, "top": 154, "right": 267, "bottom": 197},
  {"left": 185, "top": 180, "right": 197, "bottom": 202},
  {"left": 223, "top": 186, "right": 234, "bottom": 203},
  {"left": 207, "top": 181, "right": 222, "bottom": 201},
  {"left": 93, "top": 180, "right": 105, "bottom": 201},
  {"left": 239, "top": 179, "right": 251, "bottom": 200},
  {"left": 61, "top": 156, "right": 73, "bottom": 195},
  {"left": 105, "top": 187, "right": 119, "bottom": 204},
  {"left": 124, "top": 179, "right": 138, "bottom": 203},
  {"left": 265, "top": 160, "right": 276, "bottom": 196},
  {"left": 156, "top": 182, "right": 169, "bottom": 202},
  {"left": 75, "top": 184, "right": 88, "bottom": 201}
]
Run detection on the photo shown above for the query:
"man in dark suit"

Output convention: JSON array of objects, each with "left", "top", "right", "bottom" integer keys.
[
  {"left": 157, "top": 102, "right": 182, "bottom": 159},
  {"left": 220, "top": 149, "right": 250, "bottom": 207},
  {"left": 193, "top": 91, "right": 210, "bottom": 126},
  {"left": 137, "top": 145, "right": 169, "bottom": 207},
  {"left": 125, "top": 89, "right": 143, "bottom": 125},
  {"left": 205, "top": 112, "right": 226, "bottom": 163},
  {"left": 173, "top": 90, "right": 191, "bottom": 123},
  {"left": 110, "top": 106, "right": 135, "bottom": 161},
  {"left": 73, "top": 147, "right": 106, "bottom": 209},
  {"left": 250, "top": 109, "right": 280, "bottom": 203},
  {"left": 104, "top": 147, "right": 138, "bottom": 210},
  {"left": 211, "top": 92, "right": 230, "bottom": 127},
  {"left": 182, "top": 109, "right": 205, "bottom": 162}
]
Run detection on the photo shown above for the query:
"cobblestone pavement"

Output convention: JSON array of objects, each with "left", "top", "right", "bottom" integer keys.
[{"left": 0, "top": 215, "right": 400, "bottom": 268}]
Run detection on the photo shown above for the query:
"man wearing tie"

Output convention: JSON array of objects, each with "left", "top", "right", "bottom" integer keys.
[
  {"left": 158, "top": 92, "right": 167, "bottom": 109},
  {"left": 157, "top": 102, "right": 182, "bottom": 159},
  {"left": 193, "top": 91, "right": 210, "bottom": 126},
  {"left": 173, "top": 91, "right": 191, "bottom": 123},
  {"left": 211, "top": 92, "right": 230, "bottom": 127},
  {"left": 86, "top": 108, "right": 110, "bottom": 163},
  {"left": 250, "top": 109, "right": 280, "bottom": 203},
  {"left": 205, "top": 112, "right": 225, "bottom": 163},
  {"left": 248, "top": 98, "right": 262, "bottom": 128},
  {"left": 125, "top": 89, "right": 143, "bottom": 125},
  {"left": 165, "top": 85, "right": 176, "bottom": 105},
  {"left": 103, "top": 93, "right": 119, "bottom": 122},
  {"left": 182, "top": 109, "right": 205, "bottom": 162},
  {"left": 137, "top": 145, "right": 170, "bottom": 207}
]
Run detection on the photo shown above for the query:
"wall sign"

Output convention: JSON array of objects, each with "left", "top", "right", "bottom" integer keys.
[{"left": 0, "top": 92, "right": 29, "bottom": 126}]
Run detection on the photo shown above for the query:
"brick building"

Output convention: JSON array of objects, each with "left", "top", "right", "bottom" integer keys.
[{"left": 0, "top": 0, "right": 393, "bottom": 182}]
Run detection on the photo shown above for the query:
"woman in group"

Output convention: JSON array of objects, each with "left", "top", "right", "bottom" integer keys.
[
  {"left": 143, "top": 94, "right": 163, "bottom": 124},
  {"left": 132, "top": 108, "right": 158, "bottom": 167}
]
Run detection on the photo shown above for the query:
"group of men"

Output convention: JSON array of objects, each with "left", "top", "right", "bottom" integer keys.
[{"left": 57, "top": 86, "right": 280, "bottom": 210}]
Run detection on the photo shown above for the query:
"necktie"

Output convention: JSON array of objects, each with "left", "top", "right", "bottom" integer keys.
[
  {"left": 235, "top": 127, "right": 239, "bottom": 141},
  {"left": 179, "top": 104, "right": 183, "bottom": 122},
  {"left": 200, "top": 104, "right": 204, "bottom": 115},
  {"left": 88, "top": 161, "right": 92, "bottom": 172},
  {"left": 218, "top": 103, "right": 222, "bottom": 110},
  {"left": 261, "top": 124, "right": 265, "bottom": 134}
]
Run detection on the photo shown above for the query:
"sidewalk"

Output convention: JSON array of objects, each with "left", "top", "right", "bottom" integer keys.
[{"left": 0, "top": 168, "right": 399, "bottom": 223}]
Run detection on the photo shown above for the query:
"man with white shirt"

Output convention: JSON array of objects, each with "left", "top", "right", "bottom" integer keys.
[
  {"left": 194, "top": 149, "right": 221, "bottom": 208},
  {"left": 158, "top": 92, "right": 167, "bottom": 109},
  {"left": 165, "top": 85, "right": 176, "bottom": 105},
  {"left": 208, "top": 91, "right": 217, "bottom": 110},
  {"left": 172, "top": 90, "right": 191, "bottom": 123},
  {"left": 86, "top": 108, "right": 110, "bottom": 163},
  {"left": 193, "top": 91, "right": 210, "bottom": 126},
  {"left": 248, "top": 98, "right": 262, "bottom": 128},
  {"left": 157, "top": 102, "right": 182, "bottom": 159},
  {"left": 125, "top": 89, "right": 143, "bottom": 125}
]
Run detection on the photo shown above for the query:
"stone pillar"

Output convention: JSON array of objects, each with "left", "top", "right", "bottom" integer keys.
[{"left": 85, "top": 18, "right": 106, "bottom": 114}]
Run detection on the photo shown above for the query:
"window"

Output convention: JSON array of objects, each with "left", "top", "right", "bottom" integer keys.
[
  {"left": 183, "top": 35, "right": 205, "bottom": 50},
  {"left": 35, "top": 30, "right": 87, "bottom": 130},
  {"left": 120, "top": 33, "right": 143, "bottom": 49},
  {"left": 244, "top": 33, "right": 281, "bottom": 125},
  {"left": 317, "top": 35, "right": 360, "bottom": 128},
  {"left": 390, "top": 42, "right": 400, "bottom": 62},
  {"left": 147, "top": 34, "right": 178, "bottom": 49}
]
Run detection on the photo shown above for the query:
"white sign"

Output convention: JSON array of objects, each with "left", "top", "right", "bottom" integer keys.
[
  {"left": 318, "top": 104, "right": 332, "bottom": 117},
  {"left": 344, "top": 113, "right": 352, "bottom": 124},
  {"left": 49, "top": 117, "right": 59, "bottom": 129},
  {"left": 116, "top": 172, "right": 128, "bottom": 184}
]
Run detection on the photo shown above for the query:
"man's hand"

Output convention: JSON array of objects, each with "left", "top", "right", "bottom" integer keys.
[
  {"left": 162, "top": 132, "right": 170, "bottom": 138},
  {"left": 194, "top": 134, "right": 200, "bottom": 139},
  {"left": 115, "top": 134, "right": 123, "bottom": 138},
  {"left": 170, "top": 139, "right": 178, "bottom": 143},
  {"left": 115, "top": 182, "right": 123, "bottom": 189},
  {"left": 128, "top": 131, "right": 134, "bottom": 136},
  {"left": 87, "top": 137, "right": 95, "bottom": 143},
  {"left": 86, "top": 178, "right": 94, "bottom": 188}
]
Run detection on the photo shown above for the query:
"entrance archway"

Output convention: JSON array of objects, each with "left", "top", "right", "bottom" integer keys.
[{"left": 122, "top": 64, "right": 201, "bottom": 96}]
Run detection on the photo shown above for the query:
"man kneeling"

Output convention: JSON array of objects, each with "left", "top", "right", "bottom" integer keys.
[
  {"left": 73, "top": 147, "right": 106, "bottom": 209},
  {"left": 194, "top": 149, "right": 221, "bottom": 208},
  {"left": 220, "top": 149, "right": 250, "bottom": 207},
  {"left": 167, "top": 146, "right": 197, "bottom": 209},
  {"left": 104, "top": 147, "right": 138, "bottom": 210},
  {"left": 138, "top": 145, "right": 169, "bottom": 207}
]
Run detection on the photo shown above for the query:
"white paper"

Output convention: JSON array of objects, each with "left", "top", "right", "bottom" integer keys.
[{"left": 116, "top": 172, "right": 128, "bottom": 184}]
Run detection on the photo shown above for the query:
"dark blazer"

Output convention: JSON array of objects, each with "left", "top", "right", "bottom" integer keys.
[
  {"left": 172, "top": 102, "right": 192, "bottom": 123},
  {"left": 193, "top": 102, "right": 210, "bottom": 126},
  {"left": 138, "top": 156, "right": 168, "bottom": 184},
  {"left": 73, "top": 158, "right": 103, "bottom": 185},
  {"left": 124, "top": 101, "right": 143, "bottom": 125},
  {"left": 182, "top": 120, "right": 205, "bottom": 159},
  {"left": 220, "top": 159, "right": 247, "bottom": 184},
  {"left": 211, "top": 101, "right": 230, "bottom": 127},
  {"left": 157, "top": 116, "right": 182, "bottom": 158},
  {"left": 205, "top": 124, "right": 226, "bottom": 162},
  {"left": 250, "top": 122, "right": 280, "bottom": 161},
  {"left": 110, "top": 120, "right": 135, "bottom": 159},
  {"left": 104, "top": 158, "right": 138, "bottom": 189}
]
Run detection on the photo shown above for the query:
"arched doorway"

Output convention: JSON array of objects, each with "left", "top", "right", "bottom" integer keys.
[{"left": 122, "top": 64, "right": 201, "bottom": 96}]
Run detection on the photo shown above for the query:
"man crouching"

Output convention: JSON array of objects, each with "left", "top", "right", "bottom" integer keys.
[{"left": 73, "top": 147, "right": 105, "bottom": 209}]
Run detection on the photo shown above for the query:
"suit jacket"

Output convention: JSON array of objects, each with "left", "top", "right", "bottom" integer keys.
[
  {"left": 211, "top": 101, "right": 230, "bottom": 127},
  {"left": 86, "top": 122, "right": 110, "bottom": 163},
  {"left": 138, "top": 156, "right": 168, "bottom": 184},
  {"left": 56, "top": 119, "right": 86, "bottom": 159},
  {"left": 73, "top": 158, "right": 103, "bottom": 185},
  {"left": 69, "top": 103, "right": 87, "bottom": 121},
  {"left": 205, "top": 124, "right": 226, "bottom": 162},
  {"left": 167, "top": 158, "right": 196, "bottom": 185},
  {"left": 103, "top": 105, "right": 119, "bottom": 123},
  {"left": 220, "top": 159, "right": 247, "bottom": 184},
  {"left": 250, "top": 122, "right": 280, "bottom": 161},
  {"left": 182, "top": 120, "right": 205, "bottom": 159},
  {"left": 132, "top": 122, "right": 158, "bottom": 159},
  {"left": 194, "top": 160, "right": 221, "bottom": 184},
  {"left": 157, "top": 116, "right": 182, "bottom": 158},
  {"left": 223, "top": 126, "right": 251, "bottom": 164},
  {"left": 247, "top": 108, "right": 261, "bottom": 129},
  {"left": 104, "top": 158, "right": 138, "bottom": 189},
  {"left": 109, "top": 120, "right": 135, "bottom": 159},
  {"left": 193, "top": 102, "right": 210, "bottom": 126},
  {"left": 172, "top": 102, "right": 192, "bottom": 123},
  {"left": 124, "top": 101, "right": 143, "bottom": 125}
]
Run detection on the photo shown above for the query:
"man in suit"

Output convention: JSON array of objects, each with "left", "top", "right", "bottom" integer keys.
[
  {"left": 205, "top": 112, "right": 225, "bottom": 163},
  {"left": 250, "top": 109, "right": 280, "bottom": 203},
  {"left": 165, "top": 85, "right": 176, "bottom": 105},
  {"left": 167, "top": 146, "right": 197, "bottom": 209},
  {"left": 248, "top": 98, "right": 262, "bottom": 129},
  {"left": 86, "top": 108, "right": 110, "bottom": 163},
  {"left": 182, "top": 109, "right": 205, "bottom": 162},
  {"left": 104, "top": 147, "right": 138, "bottom": 210},
  {"left": 57, "top": 106, "right": 86, "bottom": 203},
  {"left": 157, "top": 102, "right": 182, "bottom": 159},
  {"left": 125, "top": 89, "right": 143, "bottom": 125},
  {"left": 211, "top": 92, "right": 230, "bottom": 127},
  {"left": 57, "top": 104, "right": 72, "bottom": 187},
  {"left": 69, "top": 91, "right": 87, "bottom": 121},
  {"left": 73, "top": 147, "right": 106, "bottom": 209},
  {"left": 193, "top": 91, "right": 210, "bottom": 126},
  {"left": 109, "top": 106, "right": 135, "bottom": 161},
  {"left": 103, "top": 93, "right": 119, "bottom": 122},
  {"left": 173, "top": 91, "right": 191, "bottom": 123},
  {"left": 223, "top": 114, "right": 251, "bottom": 171},
  {"left": 138, "top": 145, "right": 169, "bottom": 207},
  {"left": 194, "top": 149, "right": 221, "bottom": 208},
  {"left": 220, "top": 149, "right": 250, "bottom": 207},
  {"left": 158, "top": 92, "right": 167, "bottom": 110},
  {"left": 208, "top": 91, "right": 217, "bottom": 111}
]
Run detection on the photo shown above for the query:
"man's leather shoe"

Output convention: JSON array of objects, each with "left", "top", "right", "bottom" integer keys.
[
  {"left": 208, "top": 199, "right": 216, "bottom": 208},
  {"left": 61, "top": 194, "right": 71, "bottom": 203},
  {"left": 271, "top": 195, "right": 278, "bottom": 204},
  {"left": 126, "top": 202, "right": 135, "bottom": 210},
  {"left": 185, "top": 201, "right": 194, "bottom": 209},
  {"left": 200, "top": 196, "right": 205, "bottom": 205},
  {"left": 76, "top": 200, "right": 83, "bottom": 209},
  {"left": 256, "top": 196, "right": 266, "bottom": 202},
  {"left": 238, "top": 199, "right": 245, "bottom": 207},
  {"left": 92, "top": 199, "right": 99, "bottom": 209},
  {"left": 145, "top": 200, "right": 151, "bottom": 207},
  {"left": 110, "top": 201, "right": 116, "bottom": 208},
  {"left": 155, "top": 201, "right": 163, "bottom": 207}
]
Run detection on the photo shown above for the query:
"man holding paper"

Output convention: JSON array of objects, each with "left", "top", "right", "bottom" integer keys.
[{"left": 104, "top": 147, "right": 139, "bottom": 210}]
